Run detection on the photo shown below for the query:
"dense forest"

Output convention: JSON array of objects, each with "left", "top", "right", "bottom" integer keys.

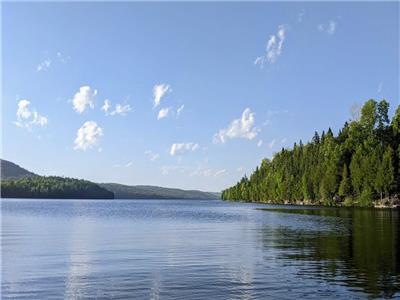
[
  {"left": 222, "top": 99, "right": 400, "bottom": 207},
  {"left": 1, "top": 176, "right": 114, "bottom": 199}
]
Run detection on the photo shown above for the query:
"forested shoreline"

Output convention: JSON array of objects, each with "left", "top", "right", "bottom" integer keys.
[
  {"left": 222, "top": 100, "right": 400, "bottom": 207},
  {"left": 1, "top": 176, "right": 114, "bottom": 199}
]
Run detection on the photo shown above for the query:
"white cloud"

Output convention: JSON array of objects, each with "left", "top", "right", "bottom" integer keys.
[
  {"left": 73, "top": 121, "right": 103, "bottom": 151},
  {"left": 145, "top": 150, "right": 159, "bottom": 161},
  {"left": 281, "top": 138, "right": 287, "bottom": 144},
  {"left": 37, "top": 59, "right": 51, "bottom": 72},
  {"left": 102, "top": 99, "right": 132, "bottom": 116},
  {"left": 102, "top": 99, "right": 111, "bottom": 113},
  {"left": 110, "top": 104, "right": 132, "bottom": 116},
  {"left": 176, "top": 104, "right": 185, "bottom": 117},
  {"left": 257, "top": 140, "right": 263, "bottom": 147},
  {"left": 318, "top": 20, "right": 336, "bottom": 35},
  {"left": 237, "top": 166, "right": 244, "bottom": 172},
  {"left": 170, "top": 142, "right": 199, "bottom": 156},
  {"left": 72, "top": 86, "right": 97, "bottom": 114},
  {"left": 125, "top": 161, "right": 134, "bottom": 168},
  {"left": 213, "top": 108, "right": 258, "bottom": 144},
  {"left": 14, "top": 99, "right": 48, "bottom": 130},
  {"left": 214, "top": 169, "right": 227, "bottom": 177},
  {"left": 268, "top": 139, "right": 276, "bottom": 149},
  {"left": 255, "top": 25, "right": 286, "bottom": 67},
  {"left": 157, "top": 107, "right": 170, "bottom": 120},
  {"left": 153, "top": 84, "right": 170, "bottom": 108},
  {"left": 16, "top": 99, "right": 32, "bottom": 119}
]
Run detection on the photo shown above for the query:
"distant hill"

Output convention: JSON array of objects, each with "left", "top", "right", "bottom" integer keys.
[
  {"left": 0, "top": 159, "right": 220, "bottom": 200},
  {"left": 1, "top": 159, "right": 38, "bottom": 180},
  {"left": 100, "top": 183, "right": 220, "bottom": 200},
  {"left": 1, "top": 176, "right": 114, "bottom": 199}
]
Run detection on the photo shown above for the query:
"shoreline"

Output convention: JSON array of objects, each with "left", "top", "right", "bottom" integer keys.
[{"left": 223, "top": 197, "right": 400, "bottom": 209}]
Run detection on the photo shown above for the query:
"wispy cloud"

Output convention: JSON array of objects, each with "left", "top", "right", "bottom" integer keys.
[
  {"left": 157, "top": 107, "right": 170, "bottom": 120},
  {"left": 214, "top": 169, "right": 227, "bottom": 177},
  {"left": 189, "top": 166, "right": 226, "bottom": 178},
  {"left": 153, "top": 84, "right": 170, "bottom": 108},
  {"left": 176, "top": 104, "right": 185, "bottom": 117},
  {"left": 74, "top": 121, "right": 103, "bottom": 151},
  {"left": 113, "top": 161, "right": 134, "bottom": 168},
  {"left": 255, "top": 25, "right": 287, "bottom": 68},
  {"left": 110, "top": 103, "right": 132, "bottom": 116},
  {"left": 145, "top": 150, "right": 160, "bottom": 161},
  {"left": 36, "top": 59, "right": 52, "bottom": 72},
  {"left": 125, "top": 161, "right": 134, "bottom": 168},
  {"left": 161, "top": 165, "right": 186, "bottom": 175},
  {"left": 189, "top": 166, "right": 213, "bottom": 177},
  {"left": 14, "top": 99, "right": 48, "bottom": 130},
  {"left": 102, "top": 99, "right": 111, "bottom": 114},
  {"left": 36, "top": 51, "right": 71, "bottom": 72},
  {"left": 268, "top": 139, "right": 276, "bottom": 149},
  {"left": 214, "top": 108, "right": 258, "bottom": 144},
  {"left": 257, "top": 140, "right": 263, "bottom": 147},
  {"left": 72, "top": 86, "right": 97, "bottom": 114},
  {"left": 170, "top": 142, "right": 199, "bottom": 156},
  {"left": 318, "top": 20, "right": 336, "bottom": 35},
  {"left": 262, "top": 109, "right": 289, "bottom": 127},
  {"left": 298, "top": 10, "right": 305, "bottom": 23},
  {"left": 102, "top": 99, "right": 132, "bottom": 116},
  {"left": 377, "top": 82, "right": 383, "bottom": 94},
  {"left": 56, "top": 52, "right": 71, "bottom": 63}
]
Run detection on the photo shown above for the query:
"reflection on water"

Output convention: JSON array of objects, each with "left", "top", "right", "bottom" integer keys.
[
  {"left": 1, "top": 200, "right": 399, "bottom": 299},
  {"left": 262, "top": 208, "right": 400, "bottom": 298}
]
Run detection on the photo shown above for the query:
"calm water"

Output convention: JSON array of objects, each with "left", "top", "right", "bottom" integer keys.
[{"left": 1, "top": 199, "right": 399, "bottom": 299}]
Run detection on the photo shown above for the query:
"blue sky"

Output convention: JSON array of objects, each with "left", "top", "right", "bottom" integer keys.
[{"left": 2, "top": 2, "right": 399, "bottom": 192}]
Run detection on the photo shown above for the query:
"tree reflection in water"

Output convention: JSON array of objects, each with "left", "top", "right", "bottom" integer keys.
[{"left": 261, "top": 207, "right": 400, "bottom": 298}]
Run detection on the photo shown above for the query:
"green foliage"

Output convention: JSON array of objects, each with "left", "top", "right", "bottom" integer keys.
[
  {"left": 339, "top": 164, "right": 351, "bottom": 198},
  {"left": 221, "top": 100, "right": 400, "bottom": 207},
  {"left": 1, "top": 176, "right": 114, "bottom": 199}
]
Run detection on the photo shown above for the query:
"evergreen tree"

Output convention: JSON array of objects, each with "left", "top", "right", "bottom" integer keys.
[
  {"left": 381, "top": 146, "right": 395, "bottom": 198},
  {"left": 339, "top": 164, "right": 351, "bottom": 198},
  {"left": 221, "top": 100, "right": 400, "bottom": 207}
]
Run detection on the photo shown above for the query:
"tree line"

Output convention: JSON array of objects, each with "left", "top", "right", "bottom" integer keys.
[
  {"left": 221, "top": 99, "right": 400, "bottom": 206},
  {"left": 1, "top": 176, "right": 114, "bottom": 199}
]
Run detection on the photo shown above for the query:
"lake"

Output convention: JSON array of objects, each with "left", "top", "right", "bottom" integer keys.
[{"left": 1, "top": 199, "right": 399, "bottom": 299}]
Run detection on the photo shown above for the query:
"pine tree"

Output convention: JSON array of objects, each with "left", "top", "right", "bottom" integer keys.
[
  {"left": 381, "top": 146, "right": 395, "bottom": 198},
  {"left": 339, "top": 164, "right": 351, "bottom": 198}
]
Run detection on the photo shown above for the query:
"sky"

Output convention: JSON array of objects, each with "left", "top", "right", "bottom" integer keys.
[{"left": 2, "top": 2, "right": 399, "bottom": 192}]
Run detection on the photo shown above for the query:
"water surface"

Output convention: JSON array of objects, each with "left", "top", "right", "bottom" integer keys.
[{"left": 2, "top": 199, "right": 399, "bottom": 299}]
